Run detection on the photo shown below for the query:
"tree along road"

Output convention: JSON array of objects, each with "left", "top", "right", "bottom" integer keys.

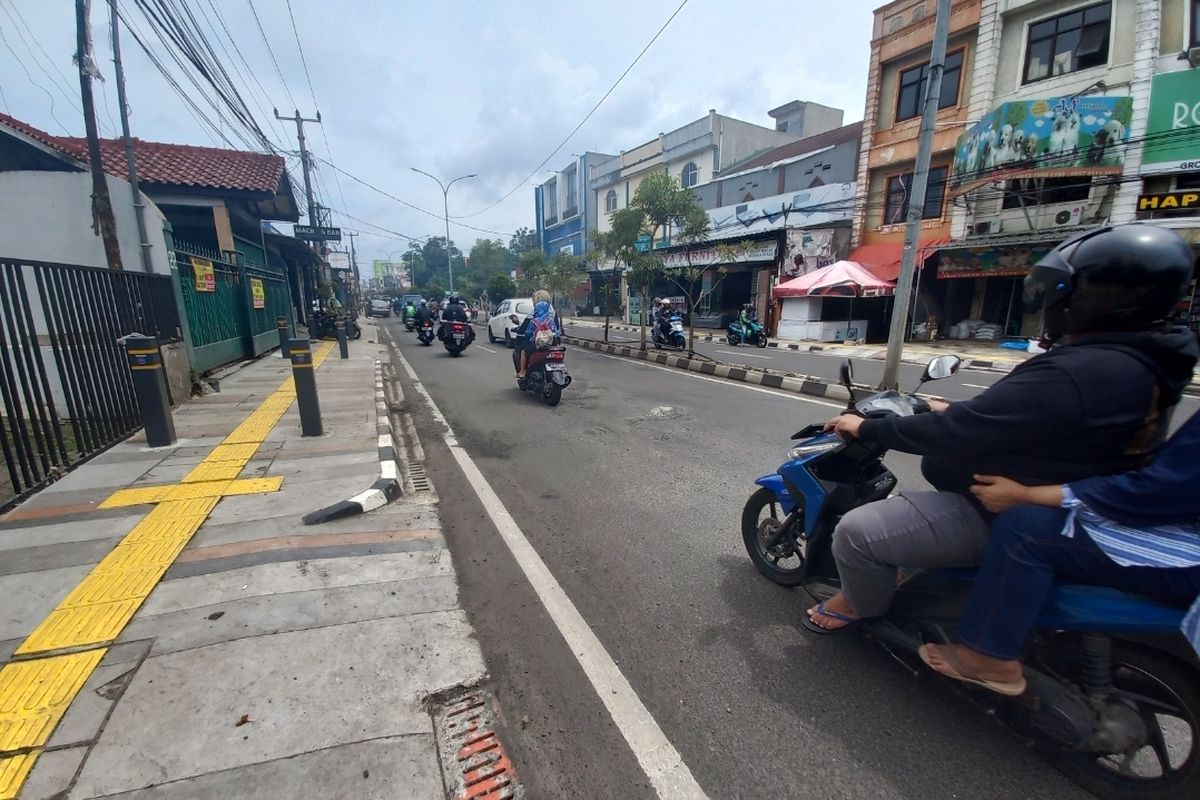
[{"left": 384, "top": 317, "right": 1119, "bottom": 799}]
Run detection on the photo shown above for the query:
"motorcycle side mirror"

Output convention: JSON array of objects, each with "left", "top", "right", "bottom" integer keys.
[
  {"left": 839, "top": 359, "right": 857, "bottom": 405},
  {"left": 915, "top": 354, "right": 961, "bottom": 392}
]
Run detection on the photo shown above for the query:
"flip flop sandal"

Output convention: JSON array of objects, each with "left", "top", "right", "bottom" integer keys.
[
  {"left": 918, "top": 644, "right": 1027, "bottom": 697},
  {"left": 801, "top": 601, "right": 860, "bottom": 635}
]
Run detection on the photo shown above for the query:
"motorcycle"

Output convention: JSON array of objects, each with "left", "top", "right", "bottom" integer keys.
[
  {"left": 417, "top": 319, "right": 435, "bottom": 346},
  {"left": 653, "top": 312, "right": 687, "bottom": 351},
  {"left": 441, "top": 320, "right": 473, "bottom": 356},
  {"left": 404, "top": 314, "right": 416, "bottom": 331},
  {"left": 309, "top": 311, "right": 362, "bottom": 341},
  {"left": 741, "top": 355, "right": 1200, "bottom": 800},
  {"left": 512, "top": 333, "right": 571, "bottom": 406},
  {"left": 726, "top": 318, "right": 767, "bottom": 348}
]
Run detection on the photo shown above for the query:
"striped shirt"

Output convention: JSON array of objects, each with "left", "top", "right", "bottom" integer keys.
[{"left": 1062, "top": 486, "right": 1200, "bottom": 656}]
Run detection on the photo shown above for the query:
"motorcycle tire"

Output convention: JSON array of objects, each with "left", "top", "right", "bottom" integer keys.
[
  {"left": 741, "top": 487, "right": 806, "bottom": 586},
  {"left": 351, "top": 326, "right": 362, "bottom": 340},
  {"left": 755, "top": 332, "right": 768, "bottom": 348},
  {"left": 726, "top": 332, "right": 738, "bottom": 346},
  {"left": 544, "top": 383, "right": 562, "bottom": 407},
  {"left": 1037, "top": 641, "right": 1200, "bottom": 800}
]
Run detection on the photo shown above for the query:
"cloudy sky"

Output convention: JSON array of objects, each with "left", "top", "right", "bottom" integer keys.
[{"left": 1, "top": 0, "right": 878, "bottom": 270}]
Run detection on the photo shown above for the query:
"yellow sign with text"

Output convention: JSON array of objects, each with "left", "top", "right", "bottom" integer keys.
[
  {"left": 250, "top": 277, "right": 265, "bottom": 309},
  {"left": 1138, "top": 191, "right": 1200, "bottom": 212},
  {"left": 190, "top": 257, "right": 215, "bottom": 292}
]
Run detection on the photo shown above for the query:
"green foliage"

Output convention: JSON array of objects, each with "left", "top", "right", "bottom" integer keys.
[
  {"left": 1004, "top": 102, "right": 1028, "bottom": 129},
  {"left": 509, "top": 227, "right": 537, "bottom": 257},
  {"left": 517, "top": 250, "right": 548, "bottom": 295},
  {"left": 486, "top": 273, "right": 517, "bottom": 302}
]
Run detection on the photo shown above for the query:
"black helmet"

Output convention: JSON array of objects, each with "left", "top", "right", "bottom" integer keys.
[
  {"left": 1026, "top": 223, "right": 1193, "bottom": 340},
  {"left": 448, "top": 293, "right": 460, "bottom": 305}
]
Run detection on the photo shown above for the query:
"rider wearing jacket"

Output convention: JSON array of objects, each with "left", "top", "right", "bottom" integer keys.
[
  {"left": 807, "top": 224, "right": 1199, "bottom": 632},
  {"left": 437, "top": 294, "right": 471, "bottom": 340},
  {"left": 414, "top": 301, "right": 433, "bottom": 326}
]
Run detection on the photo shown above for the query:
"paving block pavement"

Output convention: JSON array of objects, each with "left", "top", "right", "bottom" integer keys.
[{"left": 0, "top": 336, "right": 497, "bottom": 799}]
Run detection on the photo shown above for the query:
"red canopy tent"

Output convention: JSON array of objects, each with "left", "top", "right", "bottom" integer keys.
[{"left": 772, "top": 260, "right": 895, "bottom": 298}]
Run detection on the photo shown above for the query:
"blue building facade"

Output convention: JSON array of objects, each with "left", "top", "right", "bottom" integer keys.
[{"left": 535, "top": 152, "right": 613, "bottom": 260}]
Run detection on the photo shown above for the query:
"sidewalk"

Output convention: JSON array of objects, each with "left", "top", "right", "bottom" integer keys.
[{"left": 0, "top": 333, "right": 499, "bottom": 799}]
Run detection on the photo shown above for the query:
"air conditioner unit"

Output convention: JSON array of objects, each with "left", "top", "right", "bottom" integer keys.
[
  {"left": 1051, "top": 206, "right": 1084, "bottom": 227},
  {"left": 968, "top": 218, "right": 1002, "bottom": 236}
]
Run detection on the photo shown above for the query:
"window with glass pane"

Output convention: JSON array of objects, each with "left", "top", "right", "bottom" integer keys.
[
  {"left": 896, "top": 50, "right": 964, "bottom": 121},
  {"left": 923, "top": 167, "right": 948, "bottom": 218},
  {"left": 1023, "top": 2, "right": 1110, "bottom": 84},
  {"left": 1192, "top": 0, "right": 1200, "bottom": 46},
  {"left": 681, "top": 162, "right": 699, "bottom": 188},
  {"left": 1001, "top": 176, "right": 1091, "bottom": 208},
  {"left": 565, "top": 170, "right": 578, "bottom": 213},
  {"left": 605, "top": 189, "right": 618, "bottom": 212},
  {"left": 884, "top": 168, "right": 947, "bottom": 223}
]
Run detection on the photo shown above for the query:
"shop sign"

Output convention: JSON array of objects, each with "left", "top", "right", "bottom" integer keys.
[
  {"left": 250, "top": 277, "right": 265, "bottom": 309},
  {"left": 1143, "top": 69, "right": 1200, "bottom": 174},
  {"left": 951, "top": 94, "right": 1133, "bottom": 191},
  {"left": 190, "top": 257, "right": 215, "bottom": 292},
  {"left": 1137, "top": 191, "right": 1200, "bottom": 212},
  {"left": 659, "top": 241, "right": 777, "bottom": 269},
  {"left": 938, "top": 243, "right": 1053, "bottom": 280}
]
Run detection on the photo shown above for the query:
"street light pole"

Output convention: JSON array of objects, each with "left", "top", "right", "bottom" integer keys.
[{"left": 411, "top": 168, "right": 476, "bottom": 293}]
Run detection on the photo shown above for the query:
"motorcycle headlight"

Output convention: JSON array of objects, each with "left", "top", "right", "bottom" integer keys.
[{"left": 788, "top": 440, "right": 842, "bottom": 460}]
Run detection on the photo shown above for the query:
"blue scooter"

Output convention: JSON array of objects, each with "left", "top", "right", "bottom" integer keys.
[{"left": 742, "top": 356, "right": 1200, "bottom": 800}]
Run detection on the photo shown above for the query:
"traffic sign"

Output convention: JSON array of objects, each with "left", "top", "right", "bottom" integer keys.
[{"left": 294, "top": 224, "right": 342, "bottom": 241}]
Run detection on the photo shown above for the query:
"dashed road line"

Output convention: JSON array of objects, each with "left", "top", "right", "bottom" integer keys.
[{"left": 714, "top": 349, "right": 771, "bottom": 360}]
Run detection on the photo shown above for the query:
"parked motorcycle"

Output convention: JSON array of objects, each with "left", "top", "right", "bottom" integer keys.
[
  {"left": 441, "top": 320, "right": 473, "bottom": 356},
  {"left": 726, "top": 318, "right": 767, "bottom": 348},
  {"left": 309, "top": 311, "right": 362, "bottom": 341},
  {"left": 512, "top": 335, "right": 571, "bottom": 406},
  {"left": 417, "top": 320, "right": 435, "bottom": 346},
  {"left": 740, "top": 355, "right": 1200, "bottom": 800},
  {"left": 653, "top": 312, "right": 687, "bottom": 350}
]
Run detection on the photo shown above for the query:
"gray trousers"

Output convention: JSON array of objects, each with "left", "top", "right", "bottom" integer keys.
[{"left": 830, "top": 491, "right": 991, "bottom": 617}]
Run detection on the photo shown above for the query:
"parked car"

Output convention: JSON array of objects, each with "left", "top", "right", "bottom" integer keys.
[
  {"left": 487, "top": 298, "right": 535, "bottom": 347},
  {"left": 367, "top": 298, "right": 392, "bottom": 318}
]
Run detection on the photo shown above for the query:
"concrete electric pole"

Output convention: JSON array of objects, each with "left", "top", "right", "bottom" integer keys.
[
  {"left": 880, "top": 0, "right": 952, "bottom": 389},
  {"left": 76, "top": 0, "right": 123, "bottom": 270},
  {"left": 274, "top": 109, "right": 322, "bottom": 225},
  {"left": 109, "top": 0, "right": 153, "bottom": 273}
]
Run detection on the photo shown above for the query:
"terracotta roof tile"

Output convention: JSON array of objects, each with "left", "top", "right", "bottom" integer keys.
[{"left": 0, "top": 112, "right": 285, "bottom": 194}]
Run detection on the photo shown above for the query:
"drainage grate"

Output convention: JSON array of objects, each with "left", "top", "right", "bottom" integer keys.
[
  {"left": 430, "top": 688, "right": 522, "bottom": 799},
  {"left": 408, "top": 462, "right": 431, "bottom": 492}
]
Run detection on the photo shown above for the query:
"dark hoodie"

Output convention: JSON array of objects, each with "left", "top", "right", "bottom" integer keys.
[{"left": 859, "top": 326, "right": 1199, "bottom": 512}]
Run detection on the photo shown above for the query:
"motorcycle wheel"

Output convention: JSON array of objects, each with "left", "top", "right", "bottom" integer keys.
[
  {"left": 726, "top": 332, "right": 738, "bottom": 346},
  {"left": 1037, "top": 641, "right": 1200, "bottom": 800},
  {"left": 351, "top": 326, "right": 362, "bottom": 340},
  {"left": 741, "top": 487, "right": 805, "bottom": 586},
  {"left": 544, "top": 383, "right": 562, "bottom": 407},
  {"left": 755, "top": 332, "right": 768, "bottom": 348}
]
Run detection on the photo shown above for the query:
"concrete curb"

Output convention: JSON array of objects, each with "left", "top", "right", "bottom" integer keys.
[
  {"left": 302, "top": 359, "right": 403, "bottom": 525},
  {"left": 560, "top": 334, "right": 854, "bottom": 403}
]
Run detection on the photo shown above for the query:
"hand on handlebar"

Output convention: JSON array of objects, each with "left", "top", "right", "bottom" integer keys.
[
  {"left": 824, "top": 414, "right": 865, "bottom": 438},
  {"left": 927, "top": 398, "right": 951, "bottom": 413}
]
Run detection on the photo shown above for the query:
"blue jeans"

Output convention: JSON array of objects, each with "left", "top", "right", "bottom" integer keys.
[{"left": 958, "top": 505, "right": 1200, "bottom": 660}]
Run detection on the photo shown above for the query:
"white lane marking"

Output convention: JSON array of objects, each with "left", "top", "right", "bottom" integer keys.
[
  {"left": 394, "top": 348, "right": 709, "bottom": 800},
  {"left": 961, "top": 383, "right": 990, "bottom": 389},
  {"left": 477, "top": 345, "right": 497, "bottom": 354},
  {"left": 581, "top": 349, "right": 845, "bottom": 409},
  {"left": 713, "top": 349, "right": 770, "bottom": 360}
]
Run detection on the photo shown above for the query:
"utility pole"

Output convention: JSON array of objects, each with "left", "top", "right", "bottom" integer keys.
[
  {"left": 411, "top": 168, "right": 476, "bottom": 293},
  {"left": 109, "top": 0, "right": 152, "bottom": 273},
  {"left": 881, "top": 0, "right": 952, "bottom": 389},
  {"left": 274, "top": 109, "right": 321, "bottom": 224},
  {"left": 76, "top": 0, "right": 123, "bottom": 270},
  {"left": 346, "top": 230, "right": 359, "bottom": 313}
]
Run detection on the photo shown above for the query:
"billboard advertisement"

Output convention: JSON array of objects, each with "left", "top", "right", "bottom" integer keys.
[
  {"left": 951, "top": 94, "right": 1133, "bottom": 191},
  {"left": 1142, "top": 69, "right": 1200, "bottom": 174}
]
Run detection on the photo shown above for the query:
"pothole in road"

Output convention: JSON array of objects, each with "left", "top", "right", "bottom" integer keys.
[{"left": 628, "top": 405, "right": 690, "bottom": 425}]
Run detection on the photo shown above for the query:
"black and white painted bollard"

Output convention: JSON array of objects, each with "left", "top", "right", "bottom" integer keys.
[
  {"left": 336, "top": 317, "right": 349, "bottom": 359},
  {"left": 288, "top": 338, "right": 323, "bottom": 437},
  {"left": 276, "top": 316, "right": 291, "bottom": 359},
  {"left": 124, "top": 335, "right": 176, "bottom": 447}
]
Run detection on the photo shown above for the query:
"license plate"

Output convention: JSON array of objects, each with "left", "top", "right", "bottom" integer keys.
[
  {"left": 453, "top": 334, "right": 464, "bottom": 342},
  {"left": 545, "top": 363, "right": 563, "bottom": 371}
]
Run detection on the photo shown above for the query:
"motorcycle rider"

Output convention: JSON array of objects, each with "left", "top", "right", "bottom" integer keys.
[
  {"left": 654, "top": 299, "right": 674, "bottom": 345},
  {"left": 806, "top": 224, "right": 1199, "bottom": 633},
  {"left": 403, "top": 300, "right": 416, "bottom": 324},
  {"left": 438, "top": 293, "right": 472, "bottom": 341},
  {"left": 414, "top": 299, "right": 433, "bottom": 331},
  {"left": 734, "top": 303, "right": 755, "bottom": 344},
  {"left": 514, "top": 289, "right": 560, "bottom": 378},
  {"left": 918, "top": 410, "right": 1200, "bottom": 695}
]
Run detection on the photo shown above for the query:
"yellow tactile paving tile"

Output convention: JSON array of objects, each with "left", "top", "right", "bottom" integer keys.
[
  {"left": 223, "top": 476, "right": 284, "bottom": 496},
  {"left": 0, "top": 649, "right": 105, "bottom": 751},
  {"left": 206, "top": 442, "right": 261, "bottom": 462},
  {"left": 0, "top": 753, "right": 37, "bottom": 800},
  {"left": 56, "top": 565, "right": 166, "bottom": 608},
  {"left": 98, "top": 484, "right": 174, "bottom": 509},
  {"left": 15, "top": 600, "right": 144, "bottom": 655},
  {"left": 182, "top": 460, "right": 248, "bottom": 483}
]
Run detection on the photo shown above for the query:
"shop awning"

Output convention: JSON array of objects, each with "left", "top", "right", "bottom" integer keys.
[
  {"left": 773, "top": 260, "right": 894, "bottom": 298},
  {"left": 848, "top": 238, "right": 949, "bottom": 281},
  {"left": 931, "top": 231, "right": 1065, "bottom": 279}
]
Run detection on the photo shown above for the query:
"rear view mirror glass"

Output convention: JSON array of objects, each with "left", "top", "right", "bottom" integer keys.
[{"left": 922, "top": 355, "right": 961, "bottom": 382}]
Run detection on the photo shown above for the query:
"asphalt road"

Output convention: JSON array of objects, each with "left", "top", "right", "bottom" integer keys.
[{"left": 380, "top": 317, "right": 1127, "bottom": 800}]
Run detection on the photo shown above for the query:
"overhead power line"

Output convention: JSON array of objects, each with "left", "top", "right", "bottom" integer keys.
[
  {"left": 245, "top": 0, "right": 297, "bottom": 110},
  {"left": 453, "top": 0, "right": 690, "bottom": 220}
]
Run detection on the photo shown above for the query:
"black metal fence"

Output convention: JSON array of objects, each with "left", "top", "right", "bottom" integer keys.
[{"left": 0, "top": 257, "right": 181, "bottom": 511}]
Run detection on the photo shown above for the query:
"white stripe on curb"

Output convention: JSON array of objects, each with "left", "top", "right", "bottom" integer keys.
[{"left": 394, "top": 346, "right": 709, "bottom": 800}]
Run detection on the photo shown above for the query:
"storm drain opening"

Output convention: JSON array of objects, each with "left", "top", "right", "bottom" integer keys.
[
  {"left": 430, "top": 688, "right": 523, "bottom": 799},
  {"left": 408, "top": 462, "right": 432, "bottom": 492}
]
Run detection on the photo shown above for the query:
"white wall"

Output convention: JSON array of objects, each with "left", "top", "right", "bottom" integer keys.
[{"left": 0, "top": 170, "right": 171, "bottom": 274}]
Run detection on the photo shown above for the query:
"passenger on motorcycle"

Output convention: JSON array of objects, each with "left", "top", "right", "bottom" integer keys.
[
  {"left": 918, "top": 411, "right": 1200, "bottom": 695},
  {"left": 515, "top": 290, "right": 560, "bottom": 379},
  {"left": 807, "top": 224, "right": 1199, "bottom": 633}
]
